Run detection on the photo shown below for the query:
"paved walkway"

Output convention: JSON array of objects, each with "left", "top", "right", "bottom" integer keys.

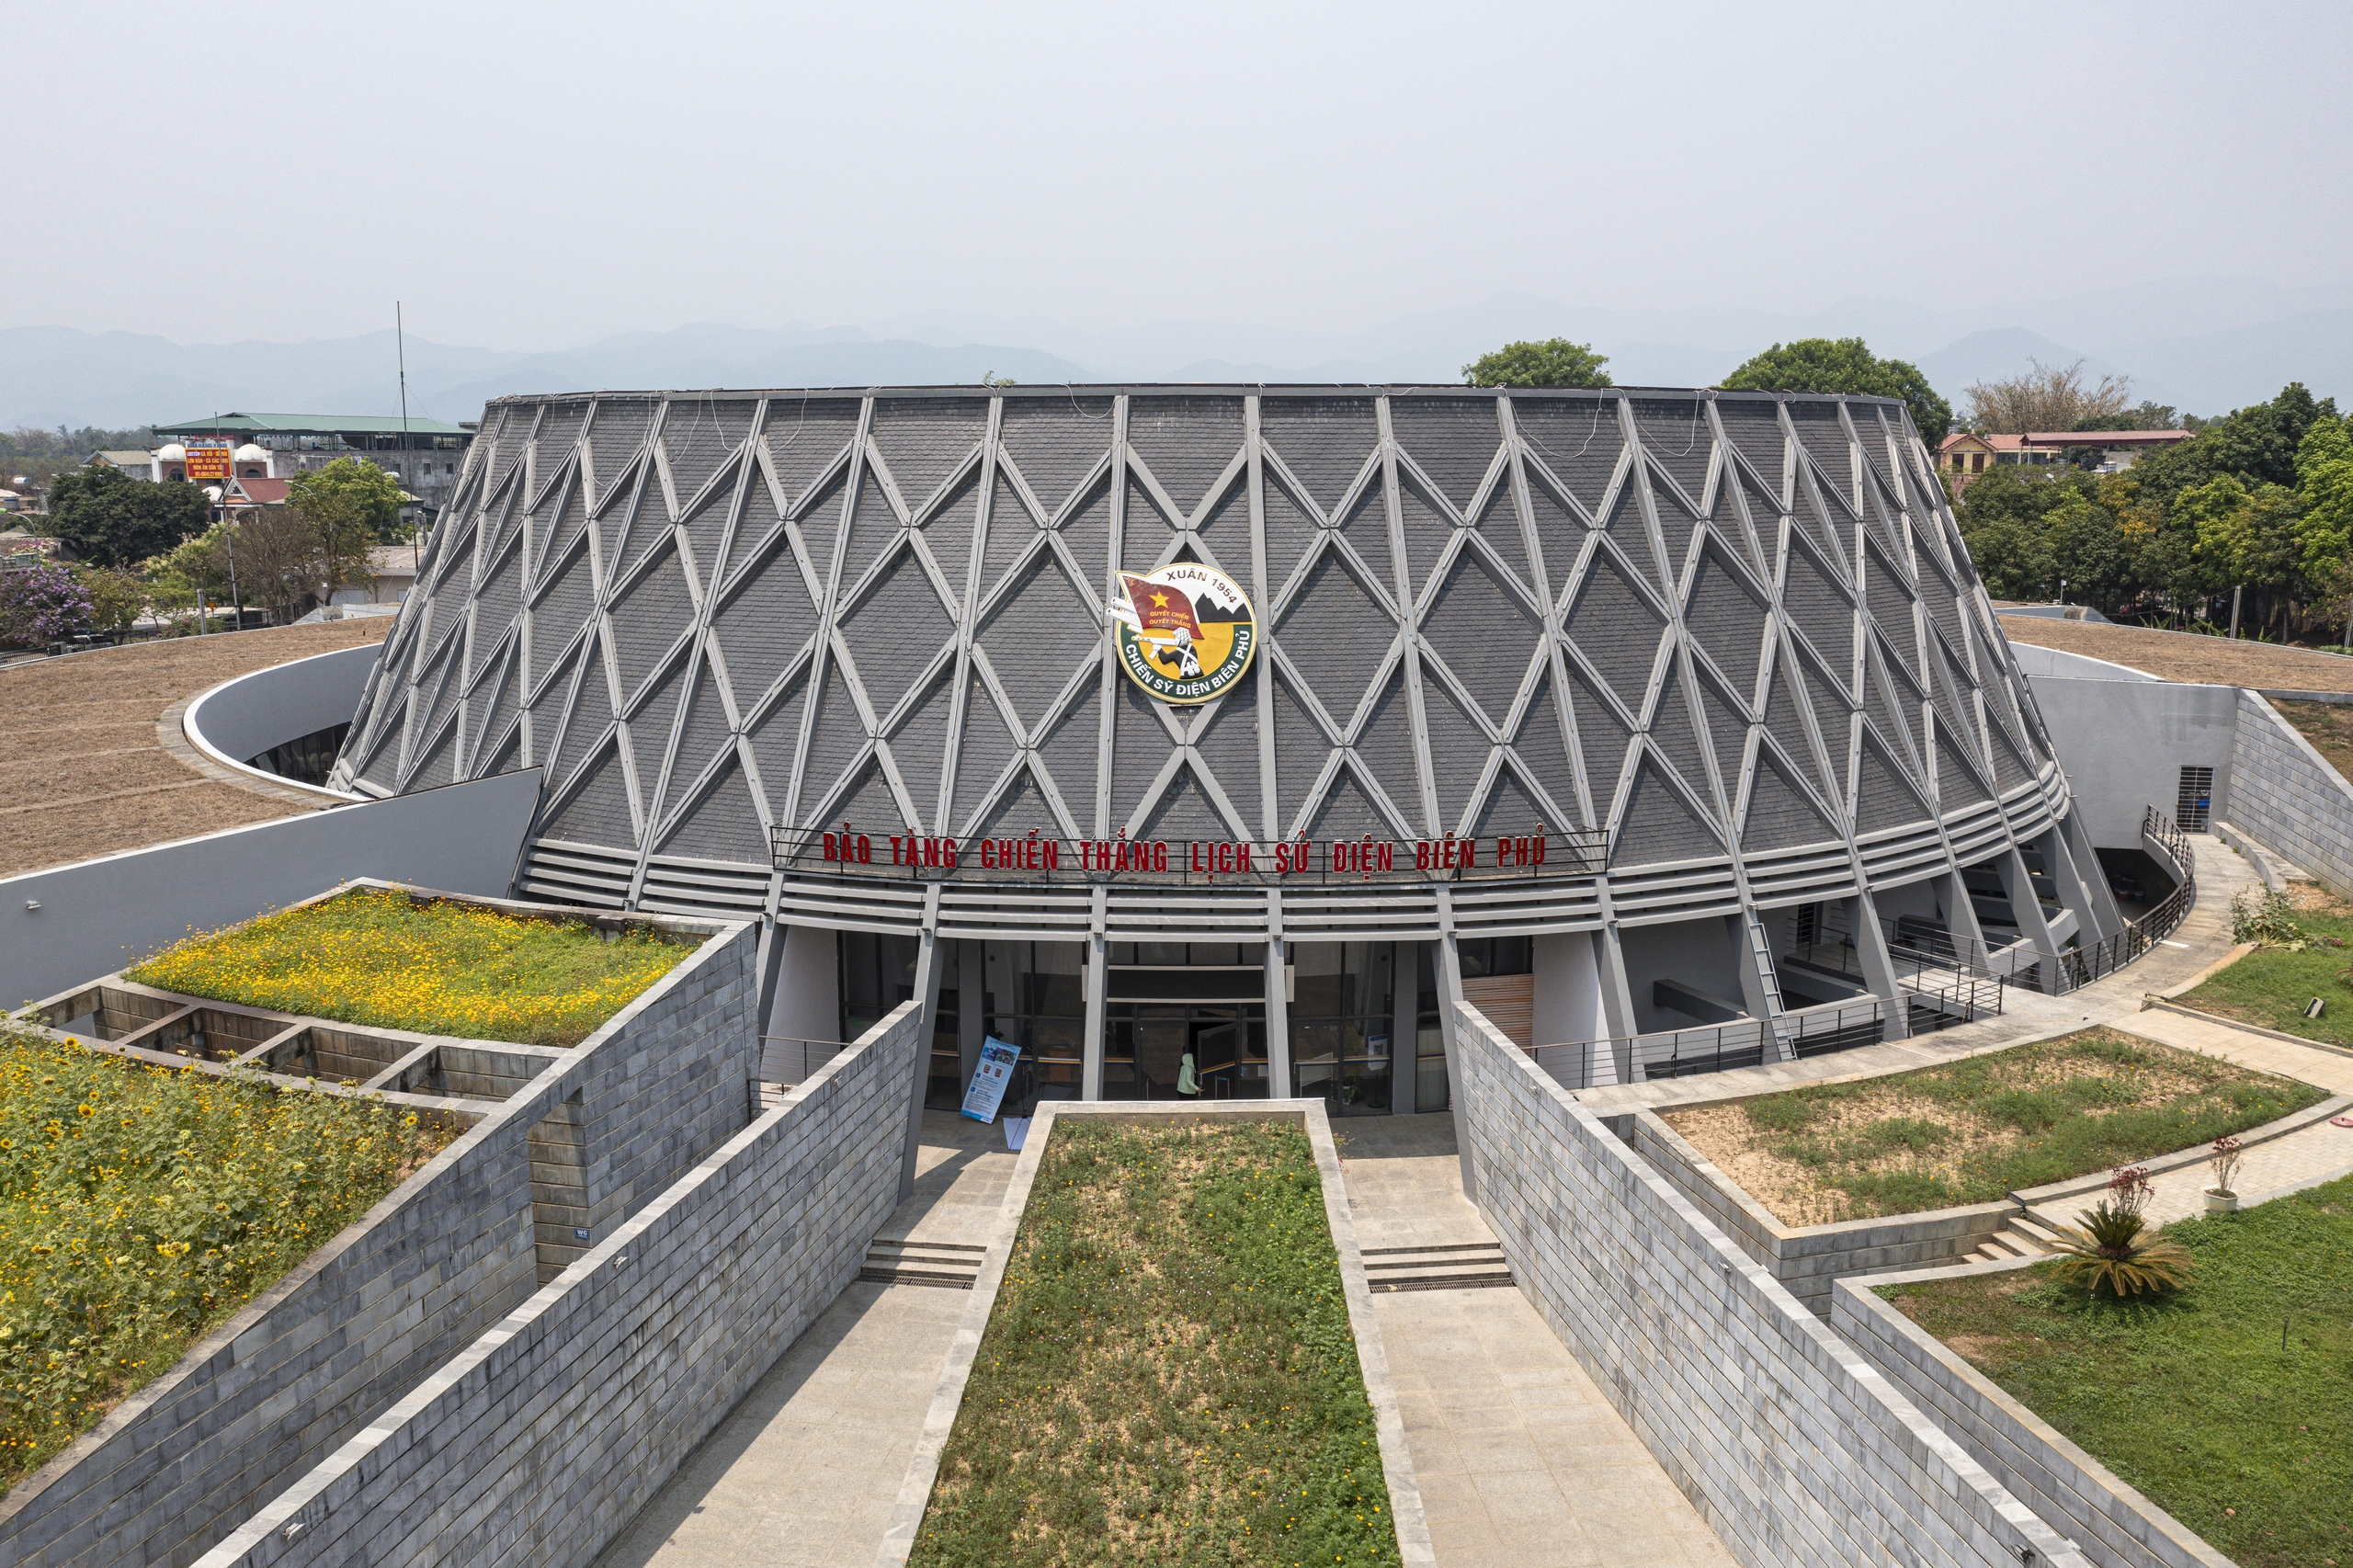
[
  {"left": 2104, "top": 1007, "right": 2353, "bottom": 1225},
  {"left": 1340, "top": 1117, "right": 1737, "bottom": 1568},
  {"left": 593, "top": 1112, "right": 1015, "bottom": 1568}
]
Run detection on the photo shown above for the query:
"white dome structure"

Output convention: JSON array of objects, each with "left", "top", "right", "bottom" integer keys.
[
  {"left": 233, "top": 443, "right": 269, "bottom": 463},
  {"left": 156, "top": 443, "right": 188, "bottom": 462}
]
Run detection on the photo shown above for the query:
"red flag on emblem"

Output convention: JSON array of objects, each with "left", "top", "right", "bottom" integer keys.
[{"left": 1120, "top": 574, "right": 1201, "bottom": 637}]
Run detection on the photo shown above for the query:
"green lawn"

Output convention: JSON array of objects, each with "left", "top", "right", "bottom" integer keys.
[
  {"left": 2177, "top": 887, "right": 2353, "bottom": 1049},
  {"left": 1881, "top": 1176, "right": 2353, "bottom": 1568},
  {"left": 1664, "top": 1028, "right": 2326, "bottom": 1224},
  {"left": 910, "top": 1119, "right": 1402, "bottom": 1568},
  {"left": 0, "top": 1024, "right": 451, "bottom": 1489},
  {"left": 125, "top": 889, "right": 688, "bottom": 1049}
]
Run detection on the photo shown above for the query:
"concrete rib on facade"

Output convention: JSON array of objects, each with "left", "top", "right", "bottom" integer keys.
[{"left": 330, "top": 385, "right": 2075, "bottom": 953}]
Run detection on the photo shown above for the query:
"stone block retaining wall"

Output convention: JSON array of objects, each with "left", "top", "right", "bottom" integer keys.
[
  {"left": 1452, "top": 1002, "right": 2087, "bottom": 1568},
  {"left": 0, "top": 893, "right": 756, "bottom": 1568},
  {"left": 1833, "top": 1266, "right": 2231, "bottom": 1568},
  {"left": 1628, "top": 1111, "right": 2013, "bottom": 1316},
  {"left": 2228, "top": 689, "right": 2353, "bottom": 898},
  {"left": 192, "top": 1000, "right": 926, "bottom": 1568}
]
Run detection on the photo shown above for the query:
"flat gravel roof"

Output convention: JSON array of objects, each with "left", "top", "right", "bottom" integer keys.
[
  {"left": 1996, "top": 615, "right": 2353, "bottom": 693},
  {"left": 0, "top": 621, "right": 390, "bottom": 881}
]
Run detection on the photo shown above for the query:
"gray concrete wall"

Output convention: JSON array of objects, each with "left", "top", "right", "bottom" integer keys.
[
  {"left": 1833, "top": 1267, "right": 2232, "bottom": 1568},
  {"left": 183, "top": 642, "right": 378, "bottom": 785},
  {"left": 2020, "top": 676, "right": 2238, "bottom": 848},
  {"left": 0, "top": 909, "right": 756, "bottom": 1568},
  {"left": 2226, "top": 688, "right": 2353, "bottom": 898},
  {"left": 2007, "top": 642, "right": 2160, "bottom": 682},
  {"left": 192, "top": 1000, "right": 926, "bottom": 1568},
  {"left": 1530, "top": 931, "right": 1606, "bottom": 1051},
  {"left": 1450, "top": 1000, "right": 2087, "bottom": 1568},
  {"left": 0, "top": 769, "right": 543, "bottom": 1008},
  {"left": 1631, "top": 1112, "right": 2013, "bottom": 1316}
]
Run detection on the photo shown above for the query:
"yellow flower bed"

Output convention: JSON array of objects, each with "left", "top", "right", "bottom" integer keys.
[
  {"left": 126, "top": 890, "right": 688, "bottom": 1049},
  {"left": 0, "top": 1024, "right": 452, "bottom": 1490}
]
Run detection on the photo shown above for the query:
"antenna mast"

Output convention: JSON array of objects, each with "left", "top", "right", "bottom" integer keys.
[{"left": 398, "top": 301, "right": 415, "bottom": 567}]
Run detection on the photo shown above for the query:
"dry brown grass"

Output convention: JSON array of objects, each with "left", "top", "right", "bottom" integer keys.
[
  {"left": 1662, "top": 1028, "right": 2322, "bottom": 1225},
  {"left": 2268, "top": 698, "right": 2353, "bottom": 787},
  {"left": 0, "top": 621, "right": 389, "bottom": 878},
  {"left": 1994, "top": 615, "right": 2353, "bottom": 691}
]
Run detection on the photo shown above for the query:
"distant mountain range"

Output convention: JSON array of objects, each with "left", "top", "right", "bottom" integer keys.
[{"left": 5, "top": 276, "right": 2345, "bottom": 432}]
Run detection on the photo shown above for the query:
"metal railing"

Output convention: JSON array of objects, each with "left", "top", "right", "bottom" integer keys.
[
  {"left": 1522, "top": 964, "right": 2007, "bottom": 1093},
  {"left": 759, "top": 1034, "right": 847, "bottom": 1086},
  {"left": 2046, "top": 819, "right": 2196, "bottom": 993}
]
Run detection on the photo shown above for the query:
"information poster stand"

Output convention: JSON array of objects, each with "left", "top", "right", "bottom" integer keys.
[{"left": 961, "top": 1036, "right": 1021, "bottom": 1123}]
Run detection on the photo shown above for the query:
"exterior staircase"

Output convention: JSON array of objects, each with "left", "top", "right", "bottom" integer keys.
[
  {"left": 1742, "top": 910, "right": 1796, "bottom": 1060},
  {"left": 1361, "top": 1241, "right": 1515, "bottom": 1292},
  {"left": 858, "top": 1236, "right": 984, "bottom": 1289},
  {"left": 1963, "top": 1210, "right": 2063, "bottom": 1265}
]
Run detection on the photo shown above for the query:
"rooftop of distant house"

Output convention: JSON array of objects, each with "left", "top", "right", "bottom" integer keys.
[
  {"left": 151, "top": 412, "right": 476, "bottom": 438},
  {"left": 1939, "top": 429, "right": 2193, "bottom": 453}
]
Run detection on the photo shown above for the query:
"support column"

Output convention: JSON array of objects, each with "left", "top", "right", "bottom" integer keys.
[
  {"left": 957, "top": 937, "right": 983, "bottom": 1101},
  {"left": 1264, "top": 931, "right": 1291, "bottom": 1100},
  {"left": 1594, "top": 924, "right": 1640, "bottom": 1086},
  {"left": 1081, "top": 929, "right": 1107, "bottom": 1101},
  {"left": 1845, "top": 892, "right": 1914, "bottom": 1040},
  {"left": 897, "top": 921, "right": 946, "bottom": 1202},
  {"left": 2054, "top": 815, "right": 2126, "bottom": 940},
  {"left": 1436, "top": 927, "right": 1474, "bottom": 1203},
  {"left": 1940, "top": 867, "right": 1992, "bottom": 964},
  {"left": 1389, "top": 939, "right": 1417, "bottom": 1115},
  {"left": 1998, "top": 846, "right": 2065, "bottom": 994},
  {"left": 751, "top": 916, "right": 788, "bottom": 1089}
]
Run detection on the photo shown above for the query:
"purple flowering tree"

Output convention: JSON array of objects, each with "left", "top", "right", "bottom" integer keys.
[{"left": 0, "top": 562, "right": 95, "bottom": 648}]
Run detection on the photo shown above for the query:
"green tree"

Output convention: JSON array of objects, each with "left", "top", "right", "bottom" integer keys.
[
  {"left": 1721, "top": 336, "right": 1952, "bottom": 446},
  {"left": 1461, "top": 338, "right": 1613, "bottom": 388},
  {"left": 2129, "top": 382, "right": 2338, "bottom": 509},
  {"left": 71, "top": 564, "right": 147, "bottom": 635},
  {"left": 2044, "top": 494, "right": 2133, "bottom": 613},
  {"left": 287, "top": 457, "right": 408, "bottom": 549},
  {"left": 45, "top": 464, "right": 210, "bottom": 567},
  {"left": 2293, "top": 413, "right": 2353, "bottom": 584}
]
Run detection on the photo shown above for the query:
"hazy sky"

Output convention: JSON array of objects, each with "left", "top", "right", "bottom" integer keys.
[{"left": 17, "top": 1, "right": 2350, "bottom": 349}]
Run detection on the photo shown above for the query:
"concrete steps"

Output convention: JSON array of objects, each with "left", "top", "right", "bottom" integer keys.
[
  {"left": 1963, "top": 1213, "right": 2063, "bottom": 1266},
  {"left": 1361, "top": 1241, "right": 1516, "bottom": 1292},
  {"left": 858, "top": 1237, "right": 984, "bottom": 1290}
]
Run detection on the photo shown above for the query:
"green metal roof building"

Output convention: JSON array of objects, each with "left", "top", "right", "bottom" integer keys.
[{"left": 152, "top": 412, "right": 478, "bottom": 516}]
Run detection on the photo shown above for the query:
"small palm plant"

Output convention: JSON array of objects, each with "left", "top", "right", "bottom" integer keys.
[{"left": 2047, "top": 1166, "right": 2193, "bottom": 1298}]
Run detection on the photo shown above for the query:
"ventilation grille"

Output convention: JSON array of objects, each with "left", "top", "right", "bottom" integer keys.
[{"left": 2177, "top": 766, "right": 2214, "bottom": 832}]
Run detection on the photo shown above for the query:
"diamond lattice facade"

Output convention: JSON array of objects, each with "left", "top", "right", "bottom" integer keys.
[{"left": 331, "top": 386, "right": 2125, "bottom": 1106}]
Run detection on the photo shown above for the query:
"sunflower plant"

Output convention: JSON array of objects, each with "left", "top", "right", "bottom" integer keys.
[
  {"left": 126, "top": 890, "right": 687, "bottom": 1049},
  {"left": 0, "top": 1023, "right": 451, "bottom": 1488}
]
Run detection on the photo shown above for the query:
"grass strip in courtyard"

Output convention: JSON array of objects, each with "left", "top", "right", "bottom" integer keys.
[
  {"left": 911, "top": 1119, "right": 1401, "bottom": 1568},
  {"left": 1881, "top": 1175, "right": 2353, "bottom": 1568},
  {"left": 1664, "top": 1028, "right": 2326, "bottom": 1225},
  {"left": 0, "top": 1022, "right": 453, "bottom": 1490},
  {"left": 2177, "top": 883, "right": 2353, "bottom": 1049},
  {"left": 126, "top": 889, "right": 688, "bottom": 1049}
]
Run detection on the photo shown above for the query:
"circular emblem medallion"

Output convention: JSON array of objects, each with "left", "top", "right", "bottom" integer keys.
[{"left": 1112, "top": 563, "right": 1257, "bottom": 705}]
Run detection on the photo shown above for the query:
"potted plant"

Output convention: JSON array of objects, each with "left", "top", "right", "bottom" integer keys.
[
  {"left": 2205, "top": 1134, "right": 2244, "bottom": 1214},
  {"left": 2049, "top": 1166, "right": 2194, "bottom": 1298}
]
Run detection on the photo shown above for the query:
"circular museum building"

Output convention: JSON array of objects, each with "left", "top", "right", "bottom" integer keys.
[{"left": 330, "top": 385, "right": 2130, "bottom": 1116}]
